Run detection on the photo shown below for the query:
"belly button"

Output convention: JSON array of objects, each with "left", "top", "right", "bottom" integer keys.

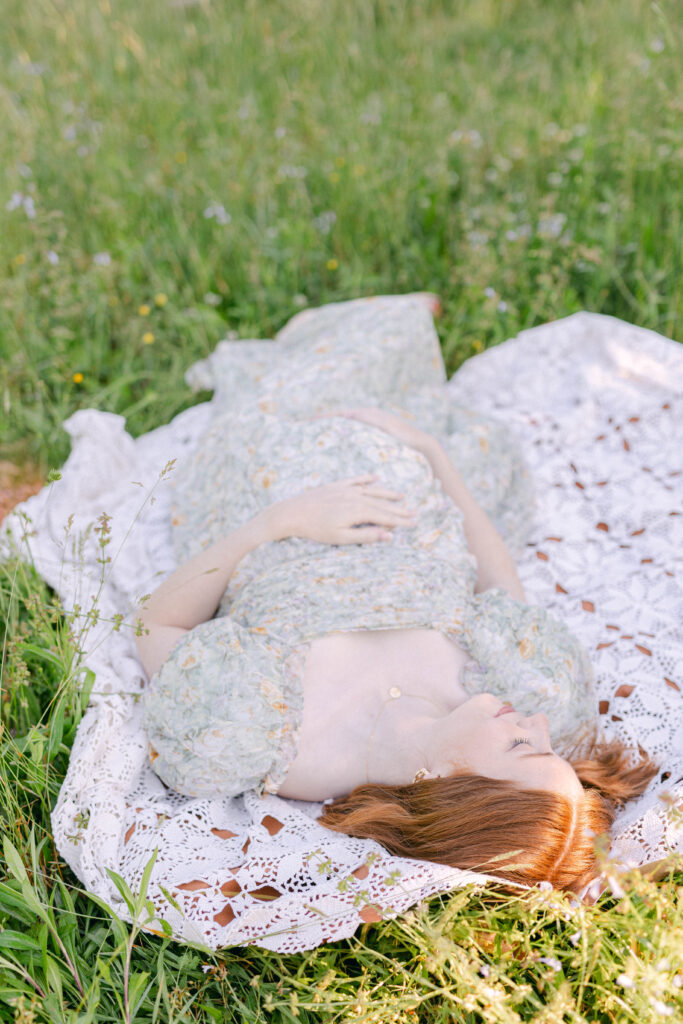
[{"left": 388, "top": 686, "right": 402, "bottom": 699}]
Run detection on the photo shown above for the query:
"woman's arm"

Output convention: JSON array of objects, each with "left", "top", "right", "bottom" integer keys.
[
  {"left": 134, "top": 475, "right": 416, "bottom": 677},
  {"left": 421, "top": 439, "right": 526, "bottom": 602},
  {"left": 335, "top": 409, "right": 526, "bottom": 602}
]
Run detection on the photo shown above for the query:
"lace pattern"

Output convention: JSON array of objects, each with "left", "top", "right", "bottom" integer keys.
[{"left": 2, "top": 306, "right": 681, "bottom": 952}]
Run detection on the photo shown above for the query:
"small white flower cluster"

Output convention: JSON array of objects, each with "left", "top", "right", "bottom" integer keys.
[
  {"left": 537, "top": 212, "right": 567, "bottom": 240},
  {"left": 277, "top": 164, "right": 307, "bottom": 179},
  {"left": 313, "top": 210, "right": 337, "bottom": 235},
  {"left": 93, "top": 252, "right": 111, "bottom": 266},
  {"left": 538, "top": 956, "right": 562, "bottom": 972},
  {"left": 6, "top": 191, "right": 35, "bottom": 219},
  {"left": 203, "top": 292, "right": 222, "bottom": 306},
  {"left": 203, "top": 202, "right": 231, "bottom": 225},
  {"left": 450, "top": 128, "right": 484, "bottom": 148},
  {"left": 46, "top": 250, "right": 59, "bottom": 265}
]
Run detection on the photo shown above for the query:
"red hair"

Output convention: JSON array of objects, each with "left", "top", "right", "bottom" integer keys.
[{"left": 320, "top": 739, "right": 658, "bottom": 893}]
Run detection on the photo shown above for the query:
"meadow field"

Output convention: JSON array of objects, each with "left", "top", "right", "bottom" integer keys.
[{"left": 1, "top": 0, "right": 682, "bottom": 1020}]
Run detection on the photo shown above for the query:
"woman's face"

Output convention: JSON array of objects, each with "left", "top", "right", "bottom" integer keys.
[{"left": 436, "top": 692, "right": 583, "bottom": 800}]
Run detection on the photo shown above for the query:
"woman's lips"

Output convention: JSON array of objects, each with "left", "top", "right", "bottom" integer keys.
[{"left": 495, "top": 705, "right": 515, "bottom": 717}]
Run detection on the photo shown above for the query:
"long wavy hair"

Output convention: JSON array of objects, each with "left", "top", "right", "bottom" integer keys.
[{"left": 319, "top": 739, "right": 658, "bottom": 893}]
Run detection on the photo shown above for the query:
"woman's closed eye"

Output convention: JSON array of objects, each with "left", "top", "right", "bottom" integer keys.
[{"left": 510, "top": 737, "right": 532, "bottom": 750}]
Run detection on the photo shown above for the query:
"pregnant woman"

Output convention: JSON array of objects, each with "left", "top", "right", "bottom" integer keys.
[{"left": 135, "top": 295, "right": 655, "bottom": 896}]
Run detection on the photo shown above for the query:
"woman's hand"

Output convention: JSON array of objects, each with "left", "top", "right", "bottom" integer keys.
[
  {"left": 332, "top": 407, "right": 439, "bottom": 458},
  {"left": 265, "top": 475, "right": 417, "bottom": 545}
]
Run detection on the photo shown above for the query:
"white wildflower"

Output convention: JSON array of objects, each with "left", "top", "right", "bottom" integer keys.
[
  {"left": 672, "top": 975, "right": 682, "bottom": 989},
  {"left": 203, "top": 202, "right": 231, "bottom": 225},
  {"left": 468, "top": 129, "right": 483, "bottom": 148},
  {"left": 313, "top": 210, "right": 337, "bottom": 235},
  {"left": 543, "top": 122, "right": 559, "bottom": 139},
  {"left": 78, "top": 145, "right": 90, "bottom": 157},
  {"left": 46, "top": 250, "right": 59, "bottom": 265},
  {"left": 93, "top": 251, "right": 111, "bottom": 266},
  {"left": 616, "top": 973, "right": 634, "bottom": 989},
  {"left": 483, "top": 287, "right": 497, "bottom": 298},
  {"left": 449, "top": 129, "right": 464, "bottom": 143},
  {"left": 537, "top": 213, "right": 567, "bottom": 239},
  {"left": 497, "top": 300, "right": 508, "bottom": 313},
  {"left": 572, "top": 123, "right": 587, "bottom": 137},
  {"left": 569, "top": 930, "right": 581, "bottom": 946},
  {"left": 547, "top": 172, "right": 564, "bottom": 187},
  {"left": 639, "top": 57, "right": 651, "bottom": 72},
  {"left": 505, "top": 229, "right": 519, "bottom": 241},
  {"left": 467, "top": 230, "right": 488, "bottom": 248},
  {"left": 568, "top": 148, "right": 583, "bottom": 163},
  {"left": 539, "top": 957, "right": 562, "bottom": 972},
  {"left": 277, "top": 164, "right": 307, "bottom": 179},
  {"left": 265, "top": 226, "right": 278, "bottom": 239},
  {"left": 597, "top": 201, "right": 611, "bottom": 215},
  {"left": 293, "top": 294, "right": 308, "bottom": 308},
  {"left": 656, "top": 959, "right": 670, "bottom": 972},
  {"left": 650, "top": 998, "right": 673, "bottom": 1017},
  {"left": 479, "top": 963, "right": 490, "bottom": 977},
  {"left": 650, "top": 38, "right": 665, "bottom": 53},
  {"left": 517, "top": 224, "right": 533, "bottom": 238},
  {"left": 538, "top": 880, "right": 553, "bottom": 892},
  {"left": 203, "top": 292, "right": 222, "bottom": 306},
  {"left": 484, "top": 167, "right": 498, "bottom": 182},
  {"left": 274, "top": 125, "right": 286, "bottom": 139},
  {"left": 237, "top": 101, "right": 253, "bottom": 120},
  {"left": 18, "top": 163, "right": 32, "bottom": 178},
  {"left": 6, "top": 192, "right": 36, "bottom": 219},
  {"left": 63, "top": 125, "right": 77, "bottom": 141}
]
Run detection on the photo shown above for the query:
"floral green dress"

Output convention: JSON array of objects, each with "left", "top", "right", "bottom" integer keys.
[{"left": 141, "top": 296, "right": 597, "bottom": 798}]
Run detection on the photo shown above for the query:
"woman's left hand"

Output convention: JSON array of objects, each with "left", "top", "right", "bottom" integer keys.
[{"left": 265, "top": 475, "right": 418, "bottom": 545}]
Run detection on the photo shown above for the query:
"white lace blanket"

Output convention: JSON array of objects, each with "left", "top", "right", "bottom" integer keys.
[{"left": 3, "top": 311, "right": 681, "bottom": 953}]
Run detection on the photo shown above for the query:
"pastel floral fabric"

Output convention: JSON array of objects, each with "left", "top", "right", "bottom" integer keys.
[{"left": 141, "top": 296, "right": 597, "bottom": 798}]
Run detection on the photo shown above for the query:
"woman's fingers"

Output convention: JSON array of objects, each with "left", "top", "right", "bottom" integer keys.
[{"left": 345, "top": 525, "right": 393, "bottom": 544}]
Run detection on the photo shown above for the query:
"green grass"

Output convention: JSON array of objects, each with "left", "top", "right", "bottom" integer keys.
[{"left": 1, "top": 0, "right": 682, "bottom": 1020}]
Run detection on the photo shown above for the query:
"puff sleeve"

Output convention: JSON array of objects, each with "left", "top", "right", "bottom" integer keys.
[{"left": 141, "top": 617, "right": 305, "bottom": 799}]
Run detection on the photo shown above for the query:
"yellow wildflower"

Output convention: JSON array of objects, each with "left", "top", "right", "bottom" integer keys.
[
  {"left": 73, "top": 372, "right": 84, "bottom": 384},
  {"left": 138, "top": 304, "right": 151, "bottom": 316},
  {"left": 174, "top": 151, "right": 187, "bottom": 164},
  {"left": 335, "top": 156, "right": 346, "bottom": 168},
  {"left": 328, "top": 172, "right": 340, "bottom": 183},
  {"left": 13, "top": 253, "right": 26, "bottom": 266},
  {"left": 326, "top": 258, "right": 339, "bottom": 271},
  {"left": 472, "top": 339, "right": 484, "bottom": 352},
  {"left": 142, "top": 332, "right": 155, "bottom": 344},
  {"left": 108, "top": 296, "right": 119, "bottom": 307},
  {"left": 154, "top": 292, "right": 168, "bottom": 307},
  {"left": 353, "top": 164, "right": 366, "bottom": 176}
]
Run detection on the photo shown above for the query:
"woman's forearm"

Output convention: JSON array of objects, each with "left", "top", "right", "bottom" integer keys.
[
  {"left": 423, "top": 440, "right": 526, "bottom": 602},
  {"left": 137, "top": 512, "right": 276, "bottom": 631}
]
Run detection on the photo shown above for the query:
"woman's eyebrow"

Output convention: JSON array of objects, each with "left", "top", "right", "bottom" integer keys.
[{"left": 522, "top": 752, "right": 554, "bottom": 759}]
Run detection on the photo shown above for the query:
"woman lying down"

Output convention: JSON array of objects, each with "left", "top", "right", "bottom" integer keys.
[{"left": 135, "top": 308, "right": 655, "bottom": 896}]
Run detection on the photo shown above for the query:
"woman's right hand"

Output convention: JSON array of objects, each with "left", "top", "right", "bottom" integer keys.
[{"left": 265, "top": 475, "right": 418, "bottom": 545}]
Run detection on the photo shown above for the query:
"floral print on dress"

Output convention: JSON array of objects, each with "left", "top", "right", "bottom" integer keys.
[{"left": 141, "top": 295, "right": 597, "bottom": 798}]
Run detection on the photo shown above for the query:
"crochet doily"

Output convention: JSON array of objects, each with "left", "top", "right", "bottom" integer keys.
[{"left": 3, "top": 310, "right": 681, "bottom": 952}]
